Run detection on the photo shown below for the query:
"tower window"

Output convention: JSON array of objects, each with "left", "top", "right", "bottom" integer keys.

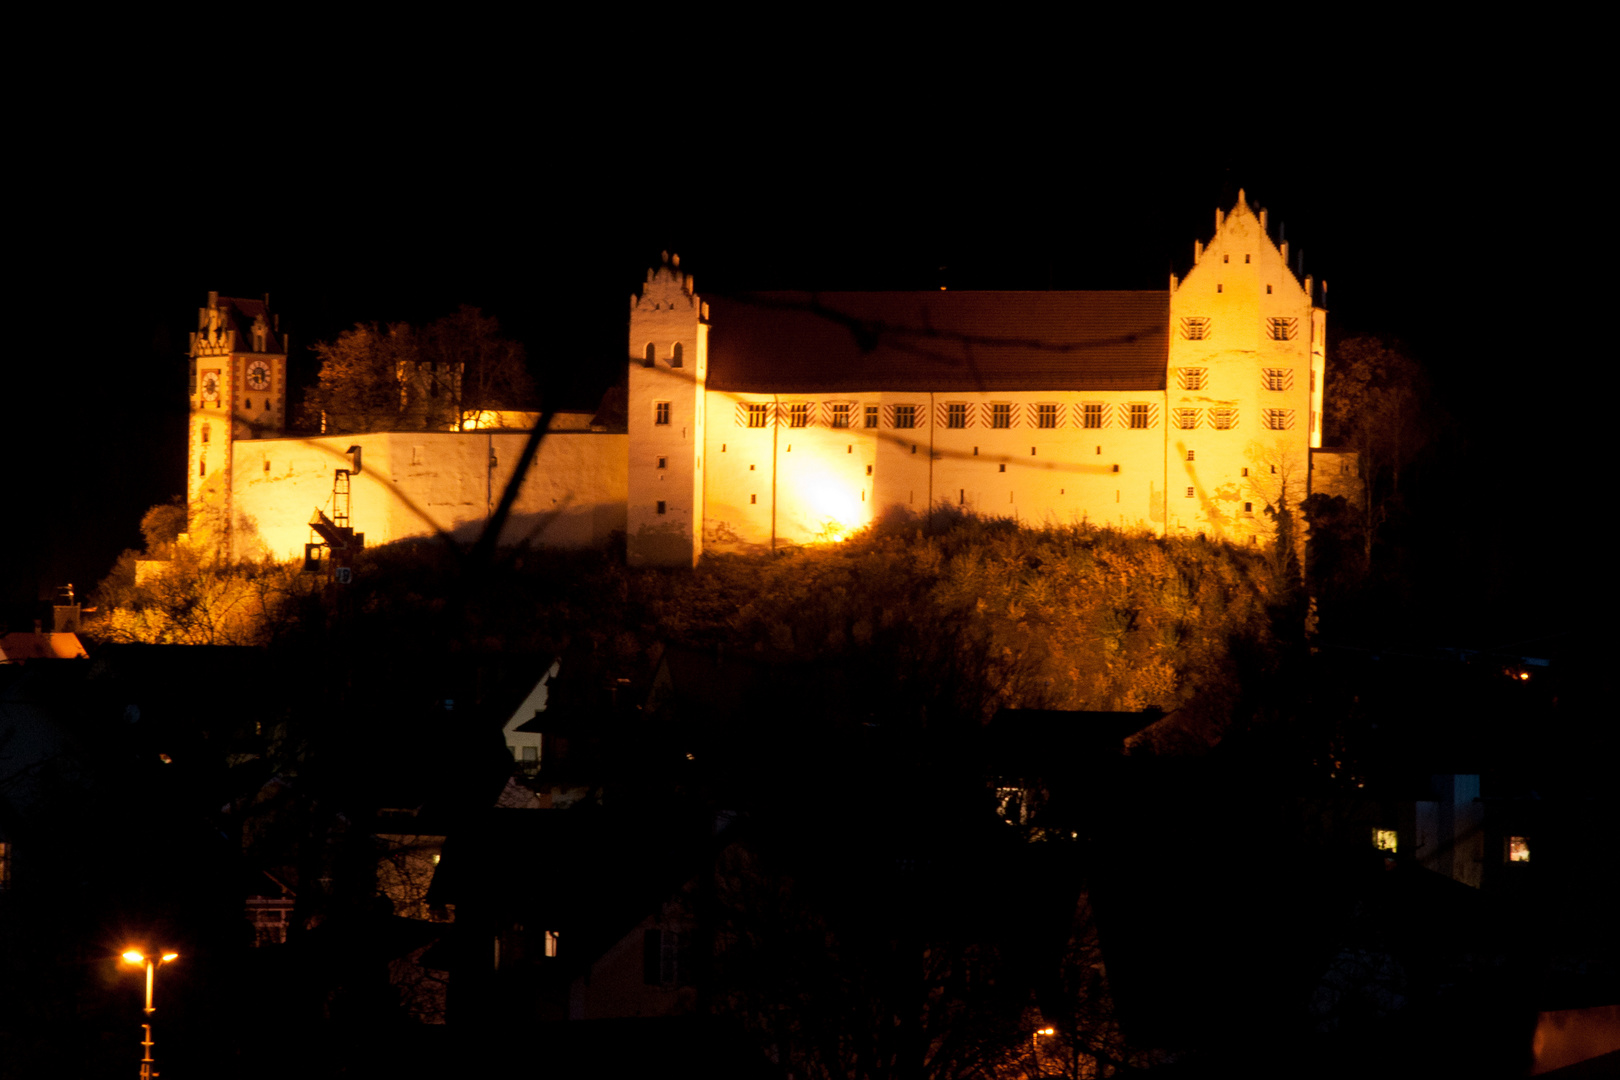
[
  {"left": 671, "top": 342, "right": 684, "bottom": 368},
  {"left": 655, "top": 402, "right": 671, "bottom": 425},
  {"left": 1243, "top": 502, "right": 1253, "bottom": 515},
  {"left": 866, "top": 465, "right": 873, "bottom": 476},
  {"left": 643, "top": 343, "right": 656, "bottom": 368},
  {"left": 245, "top": 398, "right": 252, "bottom": 409},
  {"left": 201, "top": 424, "right": 210, "bottom": 444},
  {"left": 1217, "top": 284, "right": 1223, "bottom": 293},
  {"left": 1245, "top": 253, "right": 1250, "bottom": 264},
  {"left": 656, "top": 501, "right": 667, "bottom": 515},
  {"left": 1223, "top": 254, "right": 1229, "bottom": 263},
  {"left": 992, "top": 403, "right": 1011, "bottom": 429}
]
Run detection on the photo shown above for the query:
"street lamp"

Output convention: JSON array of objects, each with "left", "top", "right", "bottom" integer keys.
[
  {"left": 1031, "top": 1026, "right": 1055, "bottom": 1077},
  {"left": 121, "top": 949, "right": 178, "bottom": 1079}
]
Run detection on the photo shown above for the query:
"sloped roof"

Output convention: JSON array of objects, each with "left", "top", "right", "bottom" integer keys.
[
  {"left": 0, "top": 632, "right": 88, "bottom": 662},
  {"left": 214, "top": 295, "right": 284, "bottom": 353},
  {"left": 705, "top": 290, "right": 1169, "bottom": 394}
]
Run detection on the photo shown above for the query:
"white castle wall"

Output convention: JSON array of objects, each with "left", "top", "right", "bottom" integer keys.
[{"left": 228, "top": 431, "right": 627, "bottom": 561}]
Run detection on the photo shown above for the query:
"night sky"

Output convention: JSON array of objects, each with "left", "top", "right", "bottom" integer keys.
[{"left": 9, "top": 69, "right": 1601, "bottom": 648}]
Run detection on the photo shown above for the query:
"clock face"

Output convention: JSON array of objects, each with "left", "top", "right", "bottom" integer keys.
[
  {"left": 247, "top": 360, "right": 271, "bottom": 391},
  {"left": 201, "top": 370, "right": 220, "bottom": 402}
]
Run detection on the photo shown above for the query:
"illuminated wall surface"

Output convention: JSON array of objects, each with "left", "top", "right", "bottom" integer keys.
[{"left": 190, "top": 192, "right": 1344, "bottom": 568}]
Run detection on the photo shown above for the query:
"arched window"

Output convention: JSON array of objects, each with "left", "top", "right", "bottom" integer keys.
[
  {"left": 245, "top": 398, "right": 252, "bottom": 410},
  {"left": 643, "top": 343, "right": 656, "bottom": 368},
  {"left": 671, "top": 342, "right": 684, "bottom": 368},
  {"left": 202, "top": 424, "right": 210, "bottom": 444}
]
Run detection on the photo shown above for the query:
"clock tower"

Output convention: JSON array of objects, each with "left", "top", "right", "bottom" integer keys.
[{"left": 187, "top": 292, "right": 288, "bottom": 555}]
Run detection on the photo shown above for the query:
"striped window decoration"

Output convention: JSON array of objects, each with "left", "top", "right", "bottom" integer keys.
[
  {"left": 1178, "top": 368, "right": 1207, "bottom": 391},
  {"left": 1078, "top": 402, "right": 1106, "bottom": 429},
  {"left": 1267, "top": 317, "right": 1299, "bottom": 341},
  {"left": 1036, "top": 403, "right": 1060, "bottom": 429},
  {"left": 788, "top": 403, "right": 811, "bottom": 429},
  {"left": 1121, "top": 403, "right": 1159, "bottom": 430},
  {"left": 1263, "top": 368, "right": 1295, "bottom": 391},
  {"left": 825, "top": 402, "right": 854, "bottom": 429},
  {"left": 1175, "top": 408, "right": 1201, "bottom": 430},
  {"left": 736, "top": 402, "right": 770, "bottom": 428},
  {"left": 890, "top": 404, "right": 918, "bottom": 429},
  {"left": 1180, "top": 317, "right": 1211, "bottom": 340},
  {"left": 1209, "top": 407, "right": 1239, "bottom": 430},
  {"left": 941, "top": 402, "right": 970, "bottom": 429},
  {"left": 991, "top": 403, "right": 1013, "bottom": 429},
  {"left": 1262, "top": 409, "right": 1296, "bottom": 431}
]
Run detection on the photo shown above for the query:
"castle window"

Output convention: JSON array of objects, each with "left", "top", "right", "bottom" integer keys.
[
  {"left": 999, "top": 464, "right": 1006, "bottom": 473},
  {"left": 1186, "top": 450, "right": 1195, "bottom": 461},
  {"left": 893, "top": 405, "right": 916, "bottom": 429},
  {"left": 748, "top": 404, "right": 768, "bottom": 428},
  {"left": 245, "top": 398, "right": 252, "bottom": 409},
  {"left": 1223, "top": 254, "right": 1229, "bottom": 263},
  {"left": 1037, "top": 404, "right": 1058, "bottom": 429},
  {"left": 1178, "top": 368, "right": 1207, "bottom": 391},
  {"left": 202, "top": 424, "right": 210, "bottom": 444},
  {"left": 1186, "top": 487, "right": 1195, "bottom": 498},
  {"left": 1241, "top": 467, "right": 1249, "bottom": 476},
  {"left": 1509, "top": 837, "right": 1531, "bottom": 862},
  {"left": 992, "top": 403, "right": 1011, "bottom": 429},
  {"left": 655, "top": 402, "right": 671, "bottom": 426},
  {"left": 789, "top": 403, "right": 810, "bottom": 428},
  {"left": 1263, "top": 368, "right": 1294, "bottom": 391},
  {"left": 656, "top": 501, "right": 667, "bottom": 515},
  {"left": 1175, "top": 408, "right": 1200, "bottom": 430},
  {"left": 1266, "top": 284, "right": 1273, "bottom": 294},
  {"left": 657, "top": 457, "right": 667, "bottom": 470},
  {"left": 1262, "top": 409, "right": 1295, "bottom": 431},
  {"left": 1245, "top": 254, "right": 1250, "bottom": 264},
  {"left": 947, "top": 403, "right": 967, "bottom": 429},
  {"left": 264, "top": 460, "right": 271, "bottom": 473},
  {"left": 1128, "top": 404, "right": 1150, "bottom": 429},
  {"left": 751, "top": 494, "right": 756, "bottom": 504},
  {"left": 1217, "top": 284, "right": 1223, "bottom": 293},
  {"left": 866, "top": 465, "right": 873, "bottom": 476},
  {"left": 1210, "top": 408, "right": 1237, "bottom": 430},
  {"left": 1180, "top": 317, "right": 1211, "bottom": 340},
  {"left": 864, "top": 405, "right": 879, "bottom": 428},
  {"left": 671, "top": 342, "right": 683, "bottom": 368},
  {"left": 1268, "top": 317, "right": 1298, "bottom": 341},
  {"left": 643, "top": 343, "right": 656, "bottom": 368},
  {"left": 1082, "top": 403, "right": 1104, "bottom": 429},
  {"left": 830, "top": 403, "right": 851, "bottom": 429},
  {"left": 1374, "top": 829, "right": 1398, "bottom": 853},
  {"left": 1243, "top": 501, "right": 1253, "bottom": 515},
  {"left": 199, "top": 457, "right": 206, "bottom": 477}
]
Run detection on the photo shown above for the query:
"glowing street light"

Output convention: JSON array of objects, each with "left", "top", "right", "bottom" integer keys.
[
  {"left": 1032, "top": 1026, "right": 1056, "bottom": 1075},
  {"left": 121, "top": 949, "right": 178, "bottom": 1079}
]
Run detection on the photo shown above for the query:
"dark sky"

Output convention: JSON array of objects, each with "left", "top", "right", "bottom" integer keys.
[{"left": 8, "top": 67, "right": 1602, "bottom": 646}]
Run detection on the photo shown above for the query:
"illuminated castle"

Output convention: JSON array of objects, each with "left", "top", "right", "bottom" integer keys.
[
  {"left": 628, "top": 191, "right": 1348, "bottom": 567},
  {"left": 187, "top": 192, "right": 1351, "bottom": 568}
]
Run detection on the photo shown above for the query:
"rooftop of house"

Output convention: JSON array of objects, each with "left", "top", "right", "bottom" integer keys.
[{"left": 704, "top": 290, "right": 1169, "bottom": 394}]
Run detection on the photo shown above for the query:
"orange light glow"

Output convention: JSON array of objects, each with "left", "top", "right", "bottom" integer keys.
[
  {"left": 122, "top": 950, "right": 145, "bottom": 964},
  {"left": 161, "top": 952, "right": 179, "bottom": 963}
]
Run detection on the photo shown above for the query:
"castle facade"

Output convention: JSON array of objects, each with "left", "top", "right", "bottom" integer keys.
[{"left": 188, "top": 192, "right": 1352, "bottom": 568}]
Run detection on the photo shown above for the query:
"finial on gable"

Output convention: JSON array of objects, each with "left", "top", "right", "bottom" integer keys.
[
  {"left": 1237, "top": 188, "right": 1246, "bottom": 209},
  {"left": 672, "top": 253, "right": 680, "bottom": 269},
  {"left": 661, "top": 251, "right": 670, "bottom": 265}
]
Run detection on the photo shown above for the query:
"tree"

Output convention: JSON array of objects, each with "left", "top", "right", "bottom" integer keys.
[{"left": 299, "top": 307, "right": 535, "bottom": 436}]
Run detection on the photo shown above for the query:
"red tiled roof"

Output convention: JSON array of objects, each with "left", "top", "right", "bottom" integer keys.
[
  {"left": 217, "top": 296, "right": 284, "bottom": 354},
  {"left": 705, "top": 291, "right": 1168, "bottom": 394}
]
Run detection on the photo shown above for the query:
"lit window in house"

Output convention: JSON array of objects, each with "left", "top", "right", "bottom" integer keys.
[
  {"left": 545, "top": 930, "right": 560, "bottom": 957},
  {"left": 947, "top": 403, "right": 967, "bottom": 429},
  {"left": 830, "top": 403, "right": 851, "bottom": 429},
  {"left": 789, "top": 403, "right": 810, "bottom": 428},
  {"left": 1262, "top": 409, "right": 1295, "bottom": 431},
  {"left": 1209, "top": 408, "right": 1237, "bottom": 430},
  {"left": 1180, "top": 317, "right": 1211, "bottom": 340},
  {"left": 1037, "top": 404, "right": 1058, "bottom": 429},
  {"left": 1509, "top": 837, "right": 1531, "bottom": 862},
  {"left": 1082, "top": 403, "right": 1104, "bottom": 429},
  {"left": 748, "top": 404, "right": 768, "bottom": 428},
  {"left": 1128, "top": 404, "right": 1150, "bottom": 429},
  {"left": 864, "top": 405, "right": 879, "bottom": 428},
  {"left": 992, "top": 403, "right": 1011, "bottom": 429},
  {"left": 0, "top": 841, "right": 10, "bottom": 889},
  {"left": 893, "top": 404, "right": 916, "bottom": 429},
  {"left": 655, "top": 402, "right": 671, "bottom": 425},
  {"left": 1175, "top": 408, "right": 1200, "bottom": 430},
  {"left": 1179, "top": 368, "right": 1207, "bottom": 391},
  {"left": 1268, "top": 317, "right": 1298, "bottom": 341},
  {"left": 1374, "top": 829, "right": 1398, "bottom": 853},
  {"left": 1263, "top": 368, "right": 1294, "bottom": 391}
]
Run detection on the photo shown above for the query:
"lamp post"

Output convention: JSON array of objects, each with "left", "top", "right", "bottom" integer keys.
[
  {"left": 1031, "top": 1026, "right": 1055, "bottom": 1078},
  {"left": 121, "top": 949, "right": 177, "bottom": 1079}
]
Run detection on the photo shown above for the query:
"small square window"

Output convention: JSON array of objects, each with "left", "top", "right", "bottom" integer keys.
[
  {"left": 1179, "top": 318, "right": 1210, "bottom": 341},
  {"left": 1243, "top": 501, "right": 1253, "bottom": 514},
  {"left": 864, "top": 405, "right": 879, "bottom": 428},
  {"left": 1186, "top": 450, "right": 1195, "bottom": 461},
  {"left": 1244, "top": 253, "right": 1250, "bottom": 264},
  {"left": 657, "top": 457, "right": 667, "bottom": 469},
  {"left": 866, "top": 465, "right": 872, "bottom": 476},
  {"left": 947, "top": 403, "right": 967, "bottom": 429},
  {"left": 1217, "top": 283, "right": 1223, "bottom": 293},
  {"left": 747, "top": 404, "right": 768, "bottom": 428},
  {"left": 1185, "top": 487, "right": 1195, "bottom": 498},
  {"left": 1036, "top": 404, "right": 1057, "bottom": 429},
  {"left": 830, "top": 403, "right": 850, "bottom": 429},
  {"left": 1373, "top": 829, "right": 1398, "bottom": 853},
  {"left": 1178, "top": 368, "right": 1207, "bottom": 391},
  {"left": 893, "top": 404, "right": 917, "bottom": 429},
  {"left": 655, "top": 402, "right": 671, "bottom": 425},
  {"left": 1128, "top": 404, "right": 1150, "bottom": 429},
  {"left": 1082, "top": 403, "right": 1104, "bottom": 429},
  {"left": 1241, "top": 467, "right": 1249, "bottom": 477},
  {"left": 1223, "top": 254, "right": 1229, "bottom": 263},
  {"left": 1509, "top": 837, "right": 1530, "bottom": 863},
  {"left": 750, "top": 494, "right": 756, "bottom": 504},
  {"left": 992, "top": 403, "right": 1011, "bottom": 429},
  {"left": 789, "top": 403, "right": 810, "bottom": 428},
  {"left": 998, "top": 463, "right": 1005, "bottom": 473},
  {"left": 656, "top": 501, "right": 667, "bottom": 515},
  {"left": 1266, "top": 284, "right": 1273, "bottom": 294}
]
